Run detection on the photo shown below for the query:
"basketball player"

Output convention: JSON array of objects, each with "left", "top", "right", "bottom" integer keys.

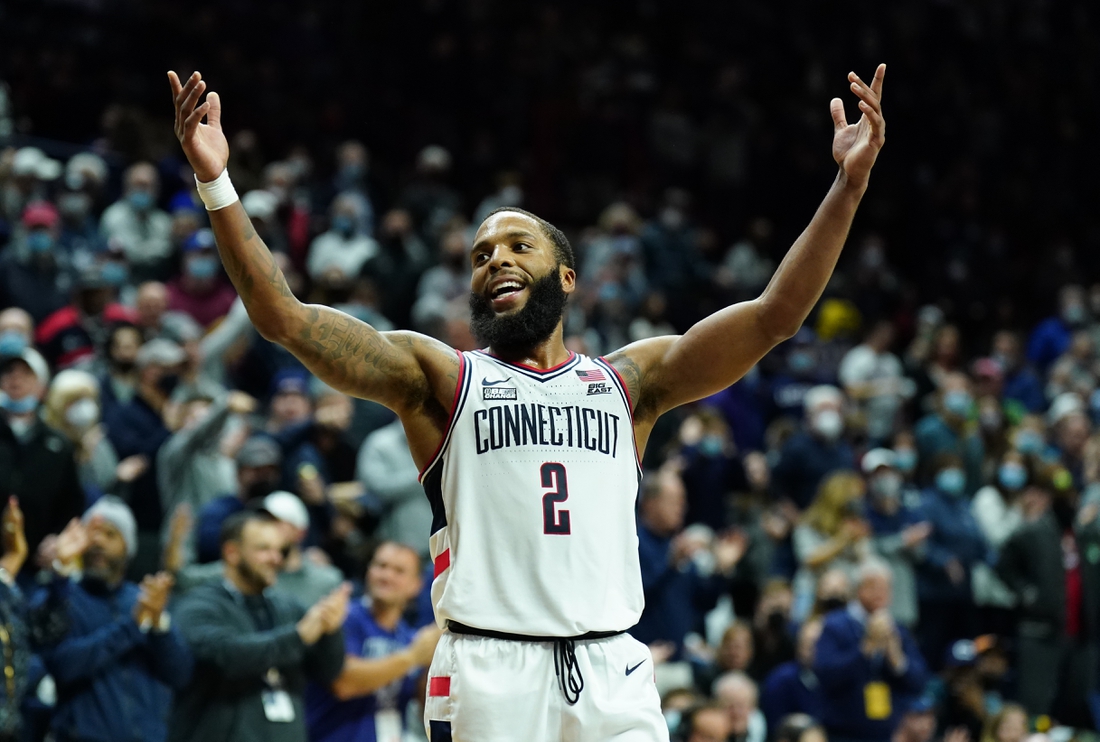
[{"left": 169, "top": 62, "right": 885, "bottom": 741}]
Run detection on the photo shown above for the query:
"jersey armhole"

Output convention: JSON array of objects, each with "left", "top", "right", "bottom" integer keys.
[
  {"left": 595, "top": 356, "right": 643, "bottom": 473},
  {"left": 418, "top": 350, "right": 470, "bottom": 482}
]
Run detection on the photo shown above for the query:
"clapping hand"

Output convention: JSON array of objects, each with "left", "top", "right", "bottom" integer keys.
[
  {"left": 713, "top": 530, "right": 749, "bottom": 575},
  {"left": 55, "top": 518, "right": 90, "bottom": 572},
  {"left": 134, "top": 572, "right": 175, "bottom": 629},
  {"left": 830, "top": 64, "right": 887, "bottom": 190}
]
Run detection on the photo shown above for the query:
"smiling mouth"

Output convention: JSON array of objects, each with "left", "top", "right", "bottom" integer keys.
[{"left": 490, "top": 279, "right": 526, "bottom": 300}]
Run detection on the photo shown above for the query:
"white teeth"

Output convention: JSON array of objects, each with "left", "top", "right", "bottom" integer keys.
[{"left": 492, "top": 281, "right": 523, "bottom": 298}]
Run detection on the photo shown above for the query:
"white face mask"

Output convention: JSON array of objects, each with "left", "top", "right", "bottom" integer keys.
[
  {"left": 65, "top": 398, "right": 99, "bottom": 430},
  {"left": 813, "top": 409, "right": 844, "bottom": 440}
]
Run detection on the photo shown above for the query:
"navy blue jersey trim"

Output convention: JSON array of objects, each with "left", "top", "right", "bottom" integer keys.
[{"left": 470, "top": 349, "right": 582, "bottom": 382}]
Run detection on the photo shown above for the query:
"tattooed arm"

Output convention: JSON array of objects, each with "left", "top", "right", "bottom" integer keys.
[
  {"left": 607, "top": 65, "right": 887, "bottom": 430},
  {"left": 169, "top": 71, "right": 457, "bottom": 427}
]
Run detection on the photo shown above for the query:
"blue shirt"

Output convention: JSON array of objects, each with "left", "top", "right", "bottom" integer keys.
[
  {"left": 306, "top": 600, "right": 418, "bottom": 742},
  {"left": 760, "top": 660, "right": 825, "bottom": 732}
]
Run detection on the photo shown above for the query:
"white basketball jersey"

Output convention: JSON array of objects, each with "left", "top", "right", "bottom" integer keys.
[{"left": 419, "top": 350, "right": 644, "bottom": 636}]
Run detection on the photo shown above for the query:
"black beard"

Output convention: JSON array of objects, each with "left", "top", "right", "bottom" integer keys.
[{"left": 469, "top": 271, "right": 568, "bottom": 355}]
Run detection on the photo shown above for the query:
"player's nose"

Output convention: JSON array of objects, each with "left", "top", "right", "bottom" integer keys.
[{"left": 486, "top": 245, "right": 514, "bottom": 271}]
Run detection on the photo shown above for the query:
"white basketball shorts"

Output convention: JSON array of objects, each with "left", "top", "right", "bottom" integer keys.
[{"left": 423, "top": 630, "right": 670, "bottom": 741}]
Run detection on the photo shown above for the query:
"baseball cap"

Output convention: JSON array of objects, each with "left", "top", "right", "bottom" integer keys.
[
  {"left": 182, "top": 228, "right": 217, "bottom": 252},
  {"left": 135, "top": 338, "right": 187, "bottom": 368},
  {"left": 0, "top": 347, "right": 51, "bottom": 387},
  {"left": 12, "top": 147, "right": 62, "bottom": 181},
  {"left": 270, "top": 368, "right": 310, "bottom": 398},
  {"left": 945, "top": 635, "right": 997, "bottom": 668},
  {"left": 236, "top": 436, "right": 282, "bottom": 468},
  {"left": 262, "top": 491, "right": 310, "bottom": 530},
  {"left": 862, "top": 448, "right": 897, "bottom": 474},
  {"left": 22, "top": 201, "right": 60, "bottom": 229}
]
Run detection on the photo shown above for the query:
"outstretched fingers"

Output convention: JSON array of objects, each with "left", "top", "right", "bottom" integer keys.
[
  {"left": 829, "top": 98, "right": 848, "bottom": 130},
  {"left": 183, "top": 101, "right": 211, "bottom": 138},
  {"left": 870, "top": 63, "right": 886, "bottom": 98}
]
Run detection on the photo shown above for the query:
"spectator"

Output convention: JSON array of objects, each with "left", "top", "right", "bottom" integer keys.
[
  {"left": 100, "top": 338, "right": 184, "bottom": 575},
  {"left": 997, "top": 472, "right": 1099, "bottom": 726},
  {"left": 914, "top": 373, "right": 985, "bottom": 494},
  {"left": 0, "top": 309, "right": 33, "bottom": 357},
  {"left": 134, "top": 281, "right": 196, "bottom": 344},
  {"left": 36, "top": 496, "right": 194, "bottom": 742},
  {"left": 411, "top": 226, "right": 470, "bottom": 335},
  {"left": 156, "top": 388, "right": 257, "bottom": 538},
  {"left": 774, "top": 714, "right": 828, "bottom": 742},
  {"left": 750, "top": 580, "right": 797, "bottom": 678},
  {"left": 863, "top": 449, "right": 929, "bottom": 629},
  {"left": 194, "top": 436, "right": 283, "bottom": 564},
  {"left": 99, "top": 162, "right": 173, "bottom": 279},
  {"left": 357, "top": 418, "right": 431, "bottom": 556},
  {"left": 991, "top": 331, "right": 1045, "bottom": 414},
  {"left": 971, "top": 451, "right": 1027, "bottom": 636},
  {"left": 979, "top": 704, "right": 1029, "bottom": 742},
  {"left": 914, "top": 454, "right": 987, "bottom": 667},
  {"left": 0, "top": 202, "right": 70, "bottom": 323},
  {"left": 1028, "top": 285, "right": 1087, "bottom": 373},
  {"left": 306, "top": 541, "right": 441, "bottom": 742},
  {"left": 713, "top": 671, "right": 767, "bottom": 742},
  {"left": 769, "top": 329, "right": 828, "bottom": 423},
  {"left": 696, "top": 620, "right": 759, "bottom": 692},
  {"left": 42, "top": 369, "right": 121, "bottom": 500},
  {"left": 809, "top": 567, "right": 854, "bottom": 620},
  {"left": 774, "top": 385, "right": 857, "bottom": 509},
  {"left": 891, "top": 699, "right": 937, "bottom": 742},
  {"left": 676, "top": 409, "right": 741, "bottom": 531},
  {"left": 35, "top": 264, "right": 137, "bottom": 370},
  {"left": 633, "top": 467, "right": 747, "bottom": 655},
  {"left": 99, "top": 323, "right": 144, "bottom": 410},
  {"left": 793, "top": 470, "right": 871, "bottom": 620},
  {"left": 307, "top": 193, "right": 380, "bottom": 283},
  {"left": 839, "top": 321, "right": 911, "bottom": 444},
  {"left": 262, "top": 491, "right": 343, "bottom": 608},
  {"left": 267, "top": 369, "right": 314, "bottom": 434},
  {"left": 760, "top": 619, "right": 826, "bottom": 733},
  {"left": 0, "top": 348, "right": 83, "bottom": 568},
  {"left": 170, "top": 510, "right": 349, "bottom": 742},
  {"left": 815, "top": 560, "right": 928, "bottom": 742},
  {"left": 167, "top": 229, "right": 239, "bottom": 328},
  {"left": 679, "top": 703, "right": 733, "bottom": 742}
]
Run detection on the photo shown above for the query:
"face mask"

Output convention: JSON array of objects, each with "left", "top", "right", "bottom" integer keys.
[
  {"left": 935, "top": 467, "right": 966, "bottom": 497},
  {"left": 27, "top": 231, "right": 53, "bottom": 254},
  {"left": 766, "top": 610, "right": 787, "bottom": 631},
  {"left": 943, "top": 390, "right": 972, "bottom": 417},
  {"left": 998, "top": 462, "right": 1027, "bottom": 492},
  {"left": 332, "top": 215, "right": 355, "bottom": 237},
  {"left": 871, "top": 472, "right": 903, "bottom": 501},
  {"left": 58, "top": 192, "right": 92, "bottom": 221},
  {"left": 0, "top": 394, "right": 38, "bottom": 416},
  {"left": 789, "top": 350, "right": 815, "bottom": 374},
  {"left": 0, "top": 332, "right": 27, "bottom": 357},
  {"left": 111, "top": 358, "right": 136, "bottom": 375},
  {"left": 100, "top": 261, "right": 130, "bottom": 287},
  {"left": 894, "top": 448, "right": 918, "bottom": 474},
  {"left": 244, "top": 479, "right": 279, "bottom": 502},
  {"left": 1063, "top": 303, "right": 1087, "bottom": 326},
  {"left": 812, "top": 409, "right": 843, "bottom": 441},
  {"left": 1015, "top": 430, "right": 1044, "bottom": 454},
  {"left": 699, "top": 435, "right": 725, "bottom": 458},
  {"left": 65, "top": 398, "right": 99, "bottom": 430},
  {"left": 187, "top": 256, "right": 219, "bottom": 280},
  {"left": 818, "top": 596, "right": 847, "bottom": 614},
  {"left": 128, "top": 191, "right": 153, "bottom": 212}
]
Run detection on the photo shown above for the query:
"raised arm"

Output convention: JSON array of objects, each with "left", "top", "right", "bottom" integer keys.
[
  {"left": 608, "top": 65, "right": 887, "bottom": 425},
  {"left": 168, "top": 72, "right": 458, "bottom": 435}
]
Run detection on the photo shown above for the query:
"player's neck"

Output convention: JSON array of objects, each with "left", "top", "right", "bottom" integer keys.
[{"left": 489, "top": 325, "right": 571, "bottom": 370}]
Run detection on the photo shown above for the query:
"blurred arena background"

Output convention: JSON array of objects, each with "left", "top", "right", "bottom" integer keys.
[{"left": 1, "top": 1, "right": 1099, "bottom": 742}]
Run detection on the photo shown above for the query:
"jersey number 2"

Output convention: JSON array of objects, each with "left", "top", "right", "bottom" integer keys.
[{"left": 540, "top": 463, "right": 571, "bottom": 535}]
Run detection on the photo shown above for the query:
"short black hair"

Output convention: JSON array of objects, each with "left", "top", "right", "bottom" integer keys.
[
  {"left": 220, "top": 509, "right": 280, "bottom": 547},
  {"left": 484, "top": 206, "right": 575, "bottom": 271}
]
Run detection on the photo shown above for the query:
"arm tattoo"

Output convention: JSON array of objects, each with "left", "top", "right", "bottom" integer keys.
[
  {"left": 608, "top": 351, "right": 648, "bottom": 417},
  {"left": 297, "top": 308, "right": 405, "bottom": 387}
]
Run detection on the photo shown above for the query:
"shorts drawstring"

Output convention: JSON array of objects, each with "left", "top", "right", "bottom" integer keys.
[{"left": 553, "top": 639, "right": 584, "bottom": 705}]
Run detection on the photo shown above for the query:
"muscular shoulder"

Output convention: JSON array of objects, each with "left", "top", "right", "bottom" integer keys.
[{"left": 604, "top": 335, "right": 678, "bottom": 423}]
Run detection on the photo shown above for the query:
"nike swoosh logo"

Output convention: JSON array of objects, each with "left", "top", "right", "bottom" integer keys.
[
  {"left": 482, "top": 377, "right": 512, "bottom": 386},
  {"left": 625, "top": 659, "right": 646, "bottom": 676}
]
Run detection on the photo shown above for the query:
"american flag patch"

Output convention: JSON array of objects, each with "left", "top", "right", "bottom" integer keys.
[{"left": 576, "top": 368, "right": 606, "bottom": 382}]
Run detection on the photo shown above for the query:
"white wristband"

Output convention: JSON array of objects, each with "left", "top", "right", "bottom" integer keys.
[{"left": 194, "top": 168, "right": 239, "bottom": 211}]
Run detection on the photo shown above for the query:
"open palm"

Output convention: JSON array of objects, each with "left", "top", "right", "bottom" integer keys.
[
  {"left": 831, "top": 64, "right": 886, "bottom": 188},
  {"left": 168, "top": 71, "right": 229, "bottom": 183}
]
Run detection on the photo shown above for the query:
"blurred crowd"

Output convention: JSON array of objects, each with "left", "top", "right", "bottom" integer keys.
[{"left": 2, "top": 1, "right": 1100, "bottom": 742}]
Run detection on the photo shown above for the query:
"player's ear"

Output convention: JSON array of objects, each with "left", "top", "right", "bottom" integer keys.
[{"left": 559, "top": 263, "right": 576, "bottom": 295}]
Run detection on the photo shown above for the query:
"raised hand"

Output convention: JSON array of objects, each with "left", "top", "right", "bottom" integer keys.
[
  {"left": 55, "top": 517, "right": 90, "bottom": 569},
  {"left": 168, "top": 71, "right": 229, "bottom": 182},
  {"left": 0, "top": 497, "right": 27, "bottom": 576},
  {"left": 830, "top": 64, "right": 886, "bottom": 189}
]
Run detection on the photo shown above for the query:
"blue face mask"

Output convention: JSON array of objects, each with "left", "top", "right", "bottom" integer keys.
[
  {"left": 935, "top": 467, "right": 966, "bottom": 497},
  {"left": 187, "top": 256, "right": 219, "bottom": 280},
  {"left": 26, "top": 231, "right": 53, "bottom": 254},
  {"left": 1015, "top": 430, "right": 1044, "bottom": 454},
  {"left": 998, "top": 462, "right": 1027, "bottom": 491},
  {"left": 0, "top": 332, "right": 27, "bottom": 357},
  {"left": 128, "top": 191, "right": 154, "bottom": 212},
  {"left": 894, "top": 448, "right": 918, "bottom": 474},
  {"left": 0, "top": 394, "right": 38, "bottom": 415},
  {"left": 788, "top": 350, "right": 815, "bottom": 374},
  {"left": 698, "top": 435, "right": 724, "bottom": 458},
  {"left": 100, "top": 261, "right": 130, "bottom": 287},
  {"left": 943, "top": 390, "right": 972, "bottom": 417},
  {"left": 332, "top": 215, "right": 356, "bottom": 237}
]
